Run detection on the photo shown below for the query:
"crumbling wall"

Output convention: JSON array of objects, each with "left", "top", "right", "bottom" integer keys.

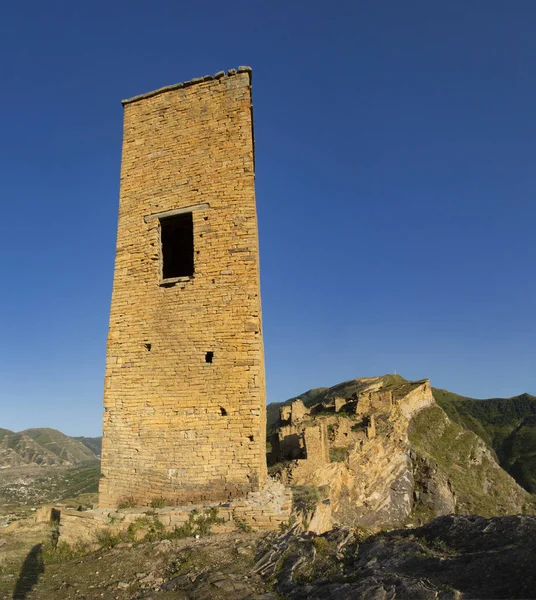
[
  {"left": 99, "top": 68, "right": 266, "bottom": 507},
  {"left": 356, "top": 390, "right": 393, "bottom": 416},
  {"left": 398, "top": 380, "right": 434, "bottom": 420}
]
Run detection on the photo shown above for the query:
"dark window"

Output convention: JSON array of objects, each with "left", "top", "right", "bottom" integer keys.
[
  {"left": 160, "top": 213, "right": 194, "bottom": 279},
  {"left": 205, "top": 351, "right": 214, "bottom": 363}
]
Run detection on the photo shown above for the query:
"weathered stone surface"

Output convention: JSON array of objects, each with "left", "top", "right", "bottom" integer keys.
[
  {"left": 99, "top": 69, "right": 266, "bottom": 507},
  {"left": 59, "top": 479, "right": 291, "bottom": 544},
  {"left": 254, "top": 515, "right": 536, "bottom": 599},
  {"left": 270, "top": 377, "right": 528, "bottom": 528}
]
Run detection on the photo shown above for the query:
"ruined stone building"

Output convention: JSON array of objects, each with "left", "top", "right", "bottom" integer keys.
[{"left": 99, "top": 67, "right": 267, "bottom": 507}]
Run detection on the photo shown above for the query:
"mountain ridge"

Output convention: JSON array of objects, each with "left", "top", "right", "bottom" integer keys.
[{"left": 0, "top": 428, "right": 100, "bottom": 469}]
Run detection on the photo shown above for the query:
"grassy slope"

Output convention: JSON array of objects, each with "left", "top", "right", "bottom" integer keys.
[
  {"left": 0, "top": 430, "right": 62, "bottom": 467},
  {"left": 409, "top": 404, "right": 529, "bottom": 517},
  {"left": 73, "top": 437, "right": 102, "bottom": 457},
  {"left": 433, "top": 389, "right": 536, "bottom": 492},
  {"left": 498, "top": 416, "right": 536, "bottom": 493},
  {"left": 1, "top": 428, "right": 100, "bottom": 469},
  {"left": 21, "top": 429, "right": 98, "bottom": 463}
]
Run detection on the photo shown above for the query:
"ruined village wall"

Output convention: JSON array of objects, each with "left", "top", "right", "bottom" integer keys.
[{"left": 99, "top": 69, "right": 267, "bottom": 507}]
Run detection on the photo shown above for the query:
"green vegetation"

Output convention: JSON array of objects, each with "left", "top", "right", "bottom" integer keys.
[
  {"left": 58, "top": 464, "right": 100, "bottom": 501},
  {"left": 292, "top": 485, "right": 329, "bottom": 514},
  {"left": 433, "top": 388, "right": 536, "bottom": 492},
  {"left": 91, "top": 507, "right": 225, "bottom": 550},
  {"left": 500, "top": 416, "right": 536, "bottom": 493},
  {"left": 20, "top": 428, "right": 98, "bottom": 464},
  {"left": 117, "top": 496, "right": 137, "bottom": 509},
  {"left": 234, "top": 517, "right": 253, "bottom": 533},
  {"left": 329, "top": 446, "right": 349, "bottom": 463},
  {"left": 0, "top": 464, "right": 100, "bottom": 510},
  {"left": 73, "top": 436, "right": 102, "bottom": 456},
  {"left": 409, "top": 404, "right": 528, "bottom": 517},
  {"left": 295, "top": 536, "right": 339, "bottom": 584},
  {"left": 41, "top": 539, "right": 91, "bottom": 564},
  {"left": 150, "top": 497, "right": 166, "bottom": 508}
]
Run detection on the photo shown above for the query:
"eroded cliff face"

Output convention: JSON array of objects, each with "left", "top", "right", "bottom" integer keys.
[{"left": 269, "top": 377, "right": 528, "bottom": 530}]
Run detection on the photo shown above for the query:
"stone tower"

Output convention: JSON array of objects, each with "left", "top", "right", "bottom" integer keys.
[{"left": 99, "top": 67, "right": 267, "bottom": 507}]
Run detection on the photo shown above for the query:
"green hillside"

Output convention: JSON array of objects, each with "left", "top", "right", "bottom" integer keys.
[
  {"left": 0, "top": 428, "right": 100, "bottom": 468},
  {"left": 499, "top": 416, "right": 536, "bottom": 493},
  {"left": 433, "top": 389, "right": 536, "bottom": 492},
  {"left": 409, "top": 403, "right": 529, "bottom": 517},
  {"left": 74, "top": 436, "right": 102, "bottom": 456},
  {"left": 22, "top": 428, "right": 98, "bottom": 463},
  {"left": 0, "top": 428, "right": 63, "bottom": 467}
]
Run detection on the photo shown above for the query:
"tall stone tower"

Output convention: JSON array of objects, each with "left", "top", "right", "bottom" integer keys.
[{"left": 99, "top": 67, "right": 267, "bottom": 507}]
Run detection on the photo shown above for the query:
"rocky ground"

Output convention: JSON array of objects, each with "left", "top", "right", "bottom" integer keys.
[{"left": 2, "top": 513, "right": 536, "bottom": 599}]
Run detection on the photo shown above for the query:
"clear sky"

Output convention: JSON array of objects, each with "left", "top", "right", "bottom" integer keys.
[{"left": 1, "top": 0, "right": 535, "bottom": 436}]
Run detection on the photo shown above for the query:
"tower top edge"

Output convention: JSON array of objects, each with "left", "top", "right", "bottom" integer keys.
[{"left": 121, "top": 66, "right": 252, "bottom": 106}]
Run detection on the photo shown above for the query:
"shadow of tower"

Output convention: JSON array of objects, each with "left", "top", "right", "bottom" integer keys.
[{"left": 12, "top": 544, "right": 44, "bottom": 599}]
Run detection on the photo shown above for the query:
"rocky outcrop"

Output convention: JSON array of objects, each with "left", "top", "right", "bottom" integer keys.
[
  {"left": 268, "top": 377, "right": 528, "bottom": 529},
  {"left": 255, "top": 514, "right": 536, "bottom": 599}
]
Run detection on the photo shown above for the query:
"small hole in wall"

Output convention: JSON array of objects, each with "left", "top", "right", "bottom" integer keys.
[
  {"left": 220, "top": 407, "right": 227, "bottom": 416},
  {"left": 204, "top": 216, "right": 209, "bottom": 221},
  {"left": 212, "top": 279, "right": 215, "bottom": 284},
  {"left": 205, "top": 351, "right": 214, "bottom": 363},
  {"left": 144, "top": 343, "right": 152, "bottom": 352},
  {"left": 248, "top": 435, "right": 254, "bottom": 442}
]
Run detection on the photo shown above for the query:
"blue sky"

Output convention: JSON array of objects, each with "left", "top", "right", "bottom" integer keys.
[{"left": 1, "top": 0, "right": 535, "bottom": 436}]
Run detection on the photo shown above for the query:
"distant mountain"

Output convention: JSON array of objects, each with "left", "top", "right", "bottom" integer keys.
[
  {"left": 0, "top": 428, "right": 100, "bottom": 469},
  {"left": 73, "top": 436, "right": 102, "bottom": 457}
]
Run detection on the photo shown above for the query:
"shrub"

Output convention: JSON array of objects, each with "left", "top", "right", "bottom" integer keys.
[
  {"left": 117, "top": 496, "right": 136, "bottom": 509},
  {"left": 94, "top": 528, "right": 123, "bottom": 549},
  {"left": 329, "top": 446, "right": 349, "bottom": 463},
  {"left": 42, "top": 540, "right": 91, "bottom": 564},
  {"left": 234, "top": 517, "right": 252, "bottom": 533},
  {"left": 292, "top": 485, "right": 328, "bottom": 514},
  {"left": 127, "top": 516, "right": 165, "bottom": 542},
  {"left": 167, "top": 507, "right": 225, "bottom": 539}
]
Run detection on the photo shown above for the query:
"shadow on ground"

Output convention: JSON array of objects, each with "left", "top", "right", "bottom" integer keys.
[{"left": 12, "top": 544, "right": 44, "bottom": 600}]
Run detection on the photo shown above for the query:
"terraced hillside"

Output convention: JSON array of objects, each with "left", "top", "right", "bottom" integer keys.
[{"left": 0, "top": 428, "right": 99, "bottom": 469}]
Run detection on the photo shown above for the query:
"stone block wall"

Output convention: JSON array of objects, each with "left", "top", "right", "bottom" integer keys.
[{"left": 99, "top": 68, "right": 266, "bottom": 507}]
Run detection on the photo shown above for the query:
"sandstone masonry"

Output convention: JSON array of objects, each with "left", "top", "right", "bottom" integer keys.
[{"left": 99, "top": 67, "right": 267, "bottom": 507}]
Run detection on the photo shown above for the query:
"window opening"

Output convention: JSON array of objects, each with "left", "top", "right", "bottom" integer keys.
[
  {"left": 205, "top": 351, "right": 214, "bottom": 363},
  {"left": 160, "top": 212, "right": 194, "bottom": 279}
]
